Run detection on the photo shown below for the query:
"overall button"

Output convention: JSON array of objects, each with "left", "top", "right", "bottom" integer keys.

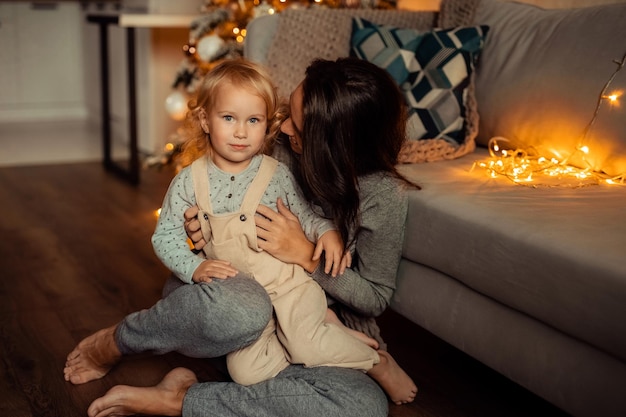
[
  {"left": 203, "top": 213, "right": 209, "bottom": 220},
  {"left": 240, "top": 214, "right": 247, "bottom": 221}
]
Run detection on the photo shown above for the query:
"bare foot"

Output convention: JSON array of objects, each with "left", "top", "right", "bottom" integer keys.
[
  {"left": 64, "top": 325, "right": 121, "bottom": 384},
  {"left": 87, "top": 367, "right": 197, "bottom": 417},
  {"left": 325, "top": 309, "right": 379, "bottom": 349},
  {"left": 368, "top": 350, "right": 418, "bottom": 405}
]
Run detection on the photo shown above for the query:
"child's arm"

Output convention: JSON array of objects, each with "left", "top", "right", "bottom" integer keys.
[{"left": 153, "top": 168, "right": 237, "bottom": 283}]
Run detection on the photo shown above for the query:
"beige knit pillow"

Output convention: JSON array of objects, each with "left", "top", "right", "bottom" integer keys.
[{"left": 265, "top": 8, "right": 437, "bottom": 98}]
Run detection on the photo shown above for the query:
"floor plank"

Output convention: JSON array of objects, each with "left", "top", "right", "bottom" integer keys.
[{"left": 0, "top": 161, "right": 570, "bottom": 417}]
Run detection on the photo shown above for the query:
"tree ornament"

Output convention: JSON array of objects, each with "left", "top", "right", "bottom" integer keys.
[
  {"left": 196, "top": 34, "right": 227, "bottom": 62},
  {"left": 164, "top": 90, "right": 188, "bottom": 121}
]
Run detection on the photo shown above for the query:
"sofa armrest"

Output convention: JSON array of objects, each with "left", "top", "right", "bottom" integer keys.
[{"left": 243, "top": 14, "right": 279, "bottom": 65}]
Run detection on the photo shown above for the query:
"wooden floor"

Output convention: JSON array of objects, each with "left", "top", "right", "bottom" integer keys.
[{"left": 0, "top": 161, "right": 571, "bottom": 417}]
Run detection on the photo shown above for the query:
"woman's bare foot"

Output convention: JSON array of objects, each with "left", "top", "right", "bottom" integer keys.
[
  {"left": 325, "top": 309, "right": 379, "bottom": 349},
  {"left": 87, "top": 367, "right": 197, "bottom": 417},
  {"left": 64, "top": 325, "right": 121, "bottom": 384},
  {"left": 368, "top": 350, "right": 418, "bottom": 405}
]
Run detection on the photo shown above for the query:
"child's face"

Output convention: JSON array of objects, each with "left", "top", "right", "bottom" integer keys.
[{"left": 204, "top": 83, "right": 268, "bottom": 173}]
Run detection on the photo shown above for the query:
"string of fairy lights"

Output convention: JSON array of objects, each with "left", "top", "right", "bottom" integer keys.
[{"left": 472, "top": 51, "right": 626, "bottom": 188}]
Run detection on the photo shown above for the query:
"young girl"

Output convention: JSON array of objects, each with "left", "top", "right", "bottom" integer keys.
[{"left": 151, "top": 59, "right": 411, "bottom": 397}]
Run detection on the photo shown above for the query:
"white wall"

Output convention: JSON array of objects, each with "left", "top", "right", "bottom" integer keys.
[
  {"left": 0, "top": 1, "right": 189, "bottom": 158},
  {"left": 0, "top": 2, "right": 86, "bottom": 122},
  {"left": 82, "top": 16, "right": 189, "bottom": 156}
]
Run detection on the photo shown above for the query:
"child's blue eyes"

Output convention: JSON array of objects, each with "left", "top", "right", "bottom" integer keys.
[{"left": 222, "top": 115, "right": 261, "bottom": 123}]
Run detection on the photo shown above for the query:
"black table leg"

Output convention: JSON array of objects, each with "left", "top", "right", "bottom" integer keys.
[{"left": 88, "top": 15, "right": 140, "bottom": 185}]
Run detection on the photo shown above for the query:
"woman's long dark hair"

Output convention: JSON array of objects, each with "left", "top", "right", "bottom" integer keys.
[{"left": 298, "top": 57, "right": 409, "bottom": 246}]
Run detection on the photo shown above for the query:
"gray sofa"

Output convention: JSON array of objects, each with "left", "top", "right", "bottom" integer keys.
[{"left": 244, "top": 1, "right": 626, "bottom": 416}]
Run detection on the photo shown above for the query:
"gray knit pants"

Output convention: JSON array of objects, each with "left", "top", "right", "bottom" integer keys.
[
  {"left": 117, "top": 274, "right": 271, "bottom": 357},
  {"left": 115, "top": 274, "right": 388, "bottom": 417},
  {"left": 183, "top": 365, "right": 388, "bottom": 417}
]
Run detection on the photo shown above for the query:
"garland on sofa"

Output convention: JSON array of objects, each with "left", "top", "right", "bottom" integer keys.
[{"left": 472, "top": 45, "right": 626, "bottom": 187}]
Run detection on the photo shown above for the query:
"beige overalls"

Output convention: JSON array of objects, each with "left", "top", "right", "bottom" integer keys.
[{"left": 191, "top": 155, "right": 379, "bottom": 386}]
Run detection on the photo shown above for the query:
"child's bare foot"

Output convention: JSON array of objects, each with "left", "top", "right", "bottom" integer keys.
[
  {"left": 325, "top": 308, "right": 379, "bottom": 349},
  {"left": 64, "top": 325, "right": 121, "bottom": 384},
  {"left": 368, "top": 350, "right": 418, "bottom": 405},
  {"left": 87, "top": 367, "right": 197, "bottom": 417}
]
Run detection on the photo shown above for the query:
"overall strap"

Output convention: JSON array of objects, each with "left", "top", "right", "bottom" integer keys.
[
  {"left": 240, "top": 155, "right": 278, "bottom": 213},
  {"left": 190, "top": 156, "right": 213, "bottom": 214}
]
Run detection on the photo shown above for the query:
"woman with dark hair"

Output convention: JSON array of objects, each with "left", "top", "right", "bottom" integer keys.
[
  {"left": 286, "top": 57, "right": 410, "bottom": 249},
  {"left": 64, "top": 57, "right": 417, "bottom": 417}
]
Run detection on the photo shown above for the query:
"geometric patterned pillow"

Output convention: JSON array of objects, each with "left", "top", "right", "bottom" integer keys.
[{"left": 351, "top": 18, "right": 489, "bottom": 160}]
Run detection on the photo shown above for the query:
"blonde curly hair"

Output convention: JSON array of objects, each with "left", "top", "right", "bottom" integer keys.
[{"left": 177, "top": 59, "right": 288, "bottom": 168}]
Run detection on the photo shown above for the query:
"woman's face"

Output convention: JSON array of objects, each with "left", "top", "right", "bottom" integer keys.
[{"left": 281, "top": 83, "right": 304, "bottom": 155}]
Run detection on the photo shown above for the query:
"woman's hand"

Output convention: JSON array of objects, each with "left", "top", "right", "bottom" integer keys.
[
  {"left": 255, "top": 198, "right": 319, "bottom": 273},
  {"left": 192, "top": 259, "right": 238, "bottom": 283},
  {"left": 314, "top": 231, "right": 352, "bottom": 277},
  {"left": 184, "top": 205, "right": 206, "bottom": 250}
]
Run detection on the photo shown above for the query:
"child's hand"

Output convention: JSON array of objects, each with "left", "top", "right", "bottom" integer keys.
[
  {"left": 313, "top": 230, "right": 347, "bottom": 277},
  {"left": 192, "top": 259, "right": 238, "bottom": 283}
]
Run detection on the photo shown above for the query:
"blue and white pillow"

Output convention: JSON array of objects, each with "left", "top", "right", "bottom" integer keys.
[{"left": 351, "top": 17, "right": 488, "bottom": 162}]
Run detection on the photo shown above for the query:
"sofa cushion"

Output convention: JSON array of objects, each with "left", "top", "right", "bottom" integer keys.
[
  {"left": 350, "top": 17, "right": 488, "bottom": 163},
  {"left": 472, "top": 0, "right": 626, "bottom": 177}
]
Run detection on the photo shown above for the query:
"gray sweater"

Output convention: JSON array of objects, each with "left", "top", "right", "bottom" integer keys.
[{"left": 312, "top": 172, "right": 409, "bottom": 349}]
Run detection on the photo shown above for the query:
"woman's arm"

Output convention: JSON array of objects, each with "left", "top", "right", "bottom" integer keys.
[
  {"left": 256, "top": 162, "right": 343, "bottom": 275},
  {"left": 183, "top": 205, "right": 206, "bottom": 251},
  {"left": 313, "top": 175, "right": 408, "bottom": 317},
  {"left": 257, "top": 174, "right": 408, "bottom": 317}
]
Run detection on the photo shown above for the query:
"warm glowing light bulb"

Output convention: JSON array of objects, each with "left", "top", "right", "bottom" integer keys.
[
  {"left": 579, "top": 145, "right": 590, "bottom": 154},
  {"left": 165, "top": 142, "right": 175, "bottom": 152}
]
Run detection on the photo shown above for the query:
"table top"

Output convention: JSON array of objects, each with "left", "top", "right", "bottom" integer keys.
[{"left": 86, "top": 12, "right": 197, "bottom": 28}]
